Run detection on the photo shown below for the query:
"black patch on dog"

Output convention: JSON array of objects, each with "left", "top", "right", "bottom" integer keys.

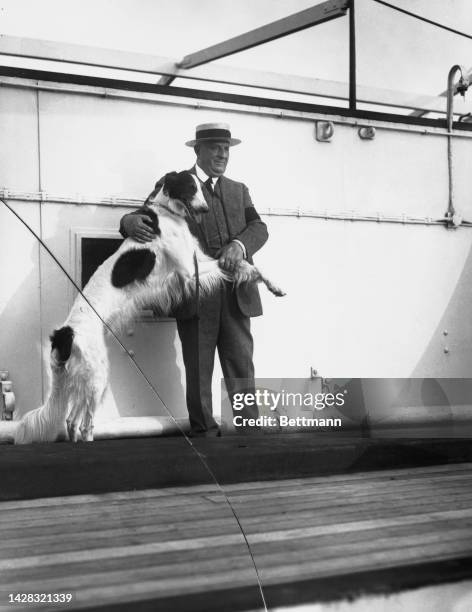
[
  {"left": 141, "top": 208, "right": 160, "bottom": 236},
  {"left": 163, "top": 171, "right": 197, "bottom": 205},
  {"left": 111, "top": 249, "right": 156, "bottom": 288},
  {"left": 50, "top": 326, "right": 74, "bottom": 362}
]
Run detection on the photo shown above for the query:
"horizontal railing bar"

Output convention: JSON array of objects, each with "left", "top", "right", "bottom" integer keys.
[{"left": 2, "top": 66, "right": 472, "bottom": 132}]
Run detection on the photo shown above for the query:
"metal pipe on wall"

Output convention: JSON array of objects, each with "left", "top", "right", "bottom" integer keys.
[
  {"left": 349, "top": 0, "right": 356, "bottom": 111},
  {"left": 3, "top": 190, "right": 472, "bottom": 226},
  {"left": 4, "top": 79, "right": 472, "bottom": 141},
  {"left": 446, "top": 65, "right": 470, "bottom": 226}
]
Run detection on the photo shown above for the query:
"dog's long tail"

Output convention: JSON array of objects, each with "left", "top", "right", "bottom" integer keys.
[{"left": 14, "top": 326, "right": 74, "bottom": 444}]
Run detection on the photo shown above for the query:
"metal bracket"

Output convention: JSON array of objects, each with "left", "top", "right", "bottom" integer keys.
[
  {"left": 358, "top": 125, "right": 376, "bottom": 140},
  {"left": 315, "top": 121, "right": 334, "bottom": 142},
  {"left": 445, "top": 212, "right": 463, "bottom": 228},
  {"left": 0, "top": 371, "right": 15, "bottom": 421}
]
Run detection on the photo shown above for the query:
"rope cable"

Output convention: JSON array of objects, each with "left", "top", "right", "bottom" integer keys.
[{"left": 373, "top": 0, "right": 472, "bottom": 41}]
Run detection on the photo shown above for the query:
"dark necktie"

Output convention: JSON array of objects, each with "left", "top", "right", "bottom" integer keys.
[{"left": 205, "top": 177, "right": 214, "bottom": 195}]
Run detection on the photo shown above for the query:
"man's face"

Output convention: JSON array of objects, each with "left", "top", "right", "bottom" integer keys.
[{"left": 196, "top": 140, "right": 230, "bottom": 177}]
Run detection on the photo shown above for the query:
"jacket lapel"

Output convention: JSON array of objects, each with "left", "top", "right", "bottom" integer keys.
[{"left": 217, "top": 175, "right": 236, "bottom": 237}]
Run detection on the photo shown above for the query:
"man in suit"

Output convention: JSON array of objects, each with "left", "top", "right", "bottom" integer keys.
[{"left": 120, "top": 122, "right": 268, "bottom": 436}]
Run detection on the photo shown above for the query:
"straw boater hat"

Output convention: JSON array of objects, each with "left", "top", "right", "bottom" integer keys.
[{"left": 185, "top": 122, "right": 241, "bottom": 147}]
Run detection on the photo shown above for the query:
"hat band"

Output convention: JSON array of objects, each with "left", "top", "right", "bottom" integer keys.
[{"left": 196, "top": 128, "right": 231, "bottom": 141}]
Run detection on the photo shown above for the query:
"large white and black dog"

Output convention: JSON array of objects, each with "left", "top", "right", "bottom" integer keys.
[{"left": 14, "top": 171, "right": 284, "bottom": 444}]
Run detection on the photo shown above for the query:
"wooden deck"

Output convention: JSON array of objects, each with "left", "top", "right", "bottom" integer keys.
[{"left": 1, "top": 462, "right": 472, "bottom": 611}]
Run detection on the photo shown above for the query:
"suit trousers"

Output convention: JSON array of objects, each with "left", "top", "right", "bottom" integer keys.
[{"left": 176, "top": 282, "right": 257, "bottom": 435}]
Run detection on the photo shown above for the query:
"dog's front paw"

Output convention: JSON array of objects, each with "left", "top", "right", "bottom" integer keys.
[
  {"left": 266, "top": 282, "right": 286, "bottom": 297},
  {"left": 232, "top": 268, "right": 252, "bottom": 285}
]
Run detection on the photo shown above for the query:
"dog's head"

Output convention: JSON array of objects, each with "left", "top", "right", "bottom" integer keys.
[{"left": 154, "top": 171, "right": 208, "bottom": 218}]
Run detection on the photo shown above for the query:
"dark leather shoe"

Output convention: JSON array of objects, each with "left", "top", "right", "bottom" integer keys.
[{"left": 188, "top": 427, "right": 221, "bottom": 438}]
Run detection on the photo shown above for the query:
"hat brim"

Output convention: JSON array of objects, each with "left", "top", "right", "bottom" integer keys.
[{"left": 185, "top": 137, "right": 241, "bottom": 147}]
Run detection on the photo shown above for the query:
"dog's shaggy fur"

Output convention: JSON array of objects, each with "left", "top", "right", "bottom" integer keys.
[{"left": 14, "top": 171, "right": 284, "bottom": 444}]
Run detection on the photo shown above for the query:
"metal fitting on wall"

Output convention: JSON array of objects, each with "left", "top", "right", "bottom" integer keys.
[
  {"left": 0, "top": 371, "right": 15, "bottom": 421},
  {"left": 315, "top": 121, "right": 334, "bottom": 142},
  {"left": 358, "top": 126, "right": 376, "bottom": 140}
]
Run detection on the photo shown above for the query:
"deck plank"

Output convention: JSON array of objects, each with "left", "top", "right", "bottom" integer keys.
[
  {"left": 1, "top": 461, "right": 470, "bottom": 512},
  {"left": 2, "top": 472, "right": 472, "bottom": 525},
  {"left": 2, "top": 486, "right": 472, "bottom": 545},
  {"left": 2, "top": 486, "right": 472, "bottom": 540},
  {"left": 2, "top": 534, "right": 472, "bottom": 597},
  {"left": 1, "top": 519, "right": 471, "bottom": 585}
]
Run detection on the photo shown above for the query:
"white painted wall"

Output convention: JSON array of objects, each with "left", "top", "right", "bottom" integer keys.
[{"left": 1, "top": 81, "right": 472, "bottom": 421}]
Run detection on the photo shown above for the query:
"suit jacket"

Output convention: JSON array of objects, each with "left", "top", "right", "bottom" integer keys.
[{"left": 119, "top": 167, "right": 269, "bottom": 319}]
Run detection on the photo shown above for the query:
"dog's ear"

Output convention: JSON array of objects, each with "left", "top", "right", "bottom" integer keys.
[
  {"left": 163, "top": 172, "right": 179, "bottom": 196},
  {"left": 168, "top": 199, "right": 188, "bottom": 217}
]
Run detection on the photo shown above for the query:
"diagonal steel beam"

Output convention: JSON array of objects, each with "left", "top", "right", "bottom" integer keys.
[
  {"left": 158, "top": 0, "right": 349, "bottom": 85},
  {"left": 176, "top": 0, "right": 349, "bottom": 71}
]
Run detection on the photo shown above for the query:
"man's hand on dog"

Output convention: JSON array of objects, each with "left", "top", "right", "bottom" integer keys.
[
  {"left": 217, "top": 242, "right": 244, "bottom": 273},
  {"left": 123, "top": 214, "right": 156, "bottom": 243}
]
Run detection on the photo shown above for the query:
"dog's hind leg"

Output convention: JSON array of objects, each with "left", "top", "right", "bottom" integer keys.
[
  {"left": 66, "top": 390, "right": 84, "bottom": 443},
  {"left": 66, "top": 372, "right": 104, "bottom": 442},
  {"left": 80, "top": 383, "right": 107, "bottom": 442},
  {"left": 67, "top": 385, "right": 92, "bottom": 442},
  {"left": 63, "top": 329, "right": 108, "bottom": 442}
]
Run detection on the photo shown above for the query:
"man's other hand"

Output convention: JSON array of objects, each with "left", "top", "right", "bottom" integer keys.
[
  {"left": 122, "top": 214, "right": 156, "bottom": 243},
  {"left": 217, "top": 242, "right": 244, "bottom": 273}
]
